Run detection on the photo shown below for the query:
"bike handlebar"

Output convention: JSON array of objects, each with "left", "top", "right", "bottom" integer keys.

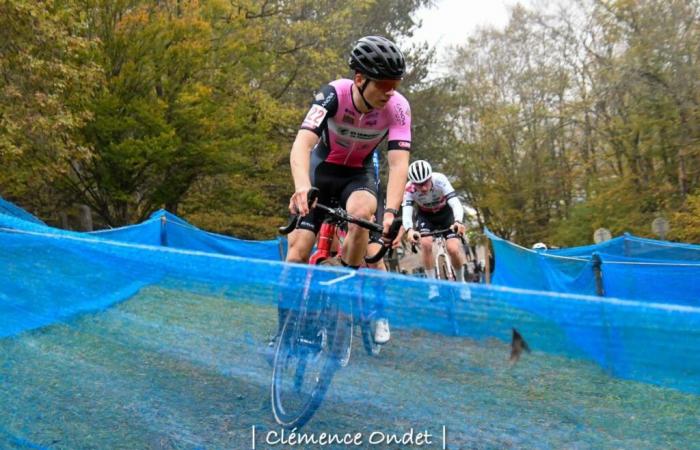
[
  {"left": 278, "top": 187, "right": 401, "bottom": 264},
  {"left": 365, "top": 217, "right": 402, "bottom": 264},
  {"left": 419, "top": 227, "right": 458, "bottom": 238},
  {"left": 278, "top": 188, "right": 320, "bottom": 235},
  {"left": 410, "top": 226, "right": 466, "bottom": 253}
]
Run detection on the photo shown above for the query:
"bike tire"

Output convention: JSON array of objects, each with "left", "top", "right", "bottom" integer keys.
[
  {"left": 361, "top": 320, "right": 381, "bottom": 356},
  {"left": 270, "top": 259, "right": 351, "bottom": 429},
  {"left": 322, "top": 258, "right": 354, "bottom": 365},
  {"left": 437, "top": 254, "right": 451, "bottom": 280}
]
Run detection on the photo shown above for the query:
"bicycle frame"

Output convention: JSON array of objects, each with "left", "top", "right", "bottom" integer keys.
[
  {"left": 308, "top": 218, "right": 382, "bottom": 355},
  {"left": 432, "top": 234, "right": 456, "bottom": 281},
  {"left": 309, "top": 221, "right": 336, "bottom": 265},
  {"left": 412, "top": 228, "right": 463, "bottom": 281}
]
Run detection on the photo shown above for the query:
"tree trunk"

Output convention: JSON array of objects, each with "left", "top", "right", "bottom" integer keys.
[{"left": 79, "top": 204, "right": 93, "bottom": 231}]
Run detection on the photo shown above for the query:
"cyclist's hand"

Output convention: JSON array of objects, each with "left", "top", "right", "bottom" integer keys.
[
  {"left": 381, "top": 214, "right": 394, "bottom": 241},
  {"left": 452, "top": 222, "right": 466, "bottom": 235},
  {"left": 289, "top": 187, "right": 313, "bottom": 216}
]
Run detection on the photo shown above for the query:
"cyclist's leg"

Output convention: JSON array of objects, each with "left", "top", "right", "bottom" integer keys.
[
  {"left": 278, "top": 209, "right": 322, "bottom": 334},
  {"left": 365, "top": 240, "right": 391, "bottom": 343},
  {"left": 421, "top": 237, "right": 436, "bottom": 275},
  {"left": 271, "top": 158, "right": 329, "bottom": 352},
  {"left": 420, "top": 235, "right": 436, "bottom": 279},
  {"left": 339, "top": 182, "right": 377, "bottom": 268},
  {"left": 446, "top": 237, "right": 467, "bottom": 282},
  {"left": 365, "top": 177, "right": 390, "bottom": 343},
  {"left": 267, "top": 228, "right": 317, "bottom": 365},
  {"left": 437, "top": 206, "right": 466, "bottom": 282},
  {"left": 413, "top": 210, "right": 435, "bottom": 278},
  {"left": 419, "top": 212, "right": 448, "bottom": 299},
  {"left": 286, "top": 228, "right": 316, "bottom": 263}
]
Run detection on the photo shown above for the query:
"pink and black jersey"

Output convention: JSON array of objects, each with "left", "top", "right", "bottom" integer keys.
[{"left": 300, "top": 79, "right": 411, "bottom": 169}]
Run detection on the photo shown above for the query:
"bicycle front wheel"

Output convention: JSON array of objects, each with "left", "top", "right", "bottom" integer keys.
[
  {"left": 437, "top": 254, "right": 452, "bottom": 280},
  {"left": 270, "top": 262, "right": 350, "bottom": 429}
]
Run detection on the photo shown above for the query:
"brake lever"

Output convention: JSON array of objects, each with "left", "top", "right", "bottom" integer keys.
[
  {"left": 278, "top": 187, "right": 320, "bottom": 235},
  {"left": 364, "top": 217, "right": 402, "bottom": 264}
]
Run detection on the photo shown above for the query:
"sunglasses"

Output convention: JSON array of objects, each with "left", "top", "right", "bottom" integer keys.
[
  {"left": 415, "top": 178, "right": 431, "bottom": 187},
  {"left": 371, "top": 78, "right": 401, "bottom": 92}
]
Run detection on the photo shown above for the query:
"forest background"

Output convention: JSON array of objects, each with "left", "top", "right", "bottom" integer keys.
[{"left": 2, "top": 0, "right": 699, "bottom": 246}]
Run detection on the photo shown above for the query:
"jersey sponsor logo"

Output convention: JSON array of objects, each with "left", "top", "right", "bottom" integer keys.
[
  {"left": 329, "top": 120, "right": 385, "bottom": 141},
  {"left": 342, "top": 114, "right": 354, "bottom": 124},
  {"left": 302, "top": 104, "right": 328, "bottom": 129},
  {"left": 394, "top": 104, "right": 407, "bottom": 126},
  {"left": 365, "top": 119, "right": 377, "bottom": 126},
  {"left": 398, "top": 141, "right": 410, "bottom": 149},
  {"left": 338, "top": 128, "right": 383, "bottom": 140},
  {"left": 320, "top": 91, "right": 336, "bottom": 108},
  {"left": 335, "top": 138, "right": 351, "bottom": 148},
  {"left": 315, "top": 91, "right": 325, "bottom": 101}
]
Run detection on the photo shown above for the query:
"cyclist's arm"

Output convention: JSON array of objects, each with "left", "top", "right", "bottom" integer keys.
[
  {"left": 447, "top": 196, "right": 464, "bottom": 223},
  {"left": 385, "top": 97, "right": 411, "bottom": 214},
  {"left": 290, "top": 129, "right": 319, "bottom": 192},
  {"left": 385, "top": 149, "right": 409, "bottom": 213},
  {"left": 290, "top": 84, "right": 337, "bottom": 213},
  {"left": 401, "top": 182, "right": 415, "bottom": 232},
  {"left": 434, "top": 173, "right": 464, "bottom": 224},
  {"left": 372, "top": 96, "right": 409, "bottom": 234}
]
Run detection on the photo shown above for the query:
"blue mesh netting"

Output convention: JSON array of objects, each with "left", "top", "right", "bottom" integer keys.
[
  {"left": 1, "top": 204, "right": 699, "bottom": 448},
  {"left": 487, "top": 229, "right": 700, "bottom": 305}
]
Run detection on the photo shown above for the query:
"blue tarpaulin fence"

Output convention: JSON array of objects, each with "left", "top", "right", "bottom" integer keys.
[
  {"left": 1, "top": 198, "right": 699, "bottom": 447},
  {"left": 0, "top": 196, "right": 285, "bottom": 261},
  {"left": 90, "top": 209, "right": 285, "bottom": 261},
  {"left": 1, "top": 216, "right": 698, "bottom": 392},
  {"left": 487, "top": 229, "right": 700, "bottom": 305},
  {"left": 0, "top": 197, "right": 44, "bottom": 225}
]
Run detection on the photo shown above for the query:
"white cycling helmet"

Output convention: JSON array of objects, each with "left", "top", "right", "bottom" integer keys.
[
  {"left": 408, "top": 160, "right": 432, "bottom": 184},
  {"left": 532, "top": 242, "right": 548, "bottom": 251}
]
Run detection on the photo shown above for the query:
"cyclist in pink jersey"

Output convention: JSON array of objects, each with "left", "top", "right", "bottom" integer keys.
[{"left": 278, "top": 36, "right": 411, "bottom": 347}]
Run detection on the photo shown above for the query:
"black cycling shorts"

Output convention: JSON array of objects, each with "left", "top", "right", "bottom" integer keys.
[
  {"left": 415, "top": 206, "right": 459, "bottom": 239},
  {"left": 297, "top": 161, "right": 378, "bottom": 234}
]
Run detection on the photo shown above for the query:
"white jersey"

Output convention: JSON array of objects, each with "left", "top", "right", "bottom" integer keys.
[{"left": 402, "top": 172, "right": 457, "bottom": 213}]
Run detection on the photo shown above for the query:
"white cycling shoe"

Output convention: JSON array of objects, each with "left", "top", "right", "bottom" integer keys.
[
  {"left": 373, "top": 318, "right": 391, "bottom": 344},
  {"left": 428, "top": 284, "right": 440, "bottom": 301},
  {"left": 459, "top": 286, "right": 472, "bottom": 301}
]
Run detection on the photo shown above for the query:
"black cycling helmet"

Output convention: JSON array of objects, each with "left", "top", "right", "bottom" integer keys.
[{"left": 348, "top": 36, "right": 405, "bottom": 80}]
